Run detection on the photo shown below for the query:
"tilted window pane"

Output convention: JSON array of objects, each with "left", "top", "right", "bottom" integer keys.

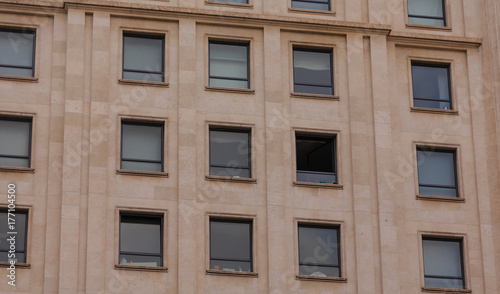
[
  {"left": 292, "top": 0, "right": 330, "bottom": 11},
  {"left": 294, "top": 50, "right": 332, "bottom": 88},
  {"left": 0, "top": 157, "right": 29, "bottom": 168},
  {"left": 210, "top": 220, "right": 251, "bottom": 262},
  {"left": 122, "top": 124, "right": 162, "bottom": 162},
  {"left": 423, "top": 239, "right": 464, "bottom": 289},
  {"left": 120, "top": 215, "right": 161, "bottom": 255},
  {"left": 412, "top": 65, "right": 450, "bottom": 102},
  {"left": 123, "top": 36, "right": 163, "bottom": 75},
  {"left": 0, "top": 67, "right": 33, "bottom": 77},
  {"left": 413, "top": 99, "right": 451, "bottom": 110},
  {"left": 424, "top": 277, "right": 464, "bottom": 289},
  {"left": 209, "top": 78, "right": 249, "bottom": 89},
  {"left": 119, "top": 254, "right": 162, "bottom": 267},
  {"left": 299, "top": 265, "right": 340, "bottom": 277},
  {"left": 408, "top": 17, "right": 445, "bottom": 27},
  {"left": 122, "top": 71, "right": 163, "bottom": 83},
  {"left": 408, "top": 0, "right": 444, "bottom": 18},
  {"left": 294, "top": 85, "right": 333, "bottom": 96},
  {"left": 209, "top": 130, "right": 250, "bottom": 176},
  {"left": 209, "top": 166, "right": 250, "bottom": 178},
  {"left": 419, "top": 186, "right": 457, "bottom": 198},
  {"left": 210, "top": 260, "right": 252, "bottom": 272},
  {"left": 0, "top": 30, "right": 34, "bottom": 68},
  {"left": 298, "top": 226, "right": 339, "bottom": 266},
  {"left": 121, "top": 161, "right": 162, "bottom": 172}
]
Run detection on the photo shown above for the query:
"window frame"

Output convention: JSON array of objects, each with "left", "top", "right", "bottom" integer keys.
[
  {"left": 117, "top": 116, "right": 168, "bottom": 177},
  {"left": 205, "top": 0, "right": 253, "bottom": 8},
  {"left": 409, "top": 59, "right": 454, "bottom": 112},
  {"left": 413, "top": 143, "right": 463, "bottom": 202},
  {"left": 0, "top": 27, "right": 37, "bottom": 80},
  {"left": 288, "top": 0, "right": 335, "bottom": 15},
  {"left": 115, "top": 207, "right": 168, "bottom": 271},
  {"left": 0, "top": 206, "right": 31, "bottom": 267},
  {"left": 295, "top": 220, "right": 346, "bottom": 282},
  {"left": 205, "top": 122, "right": 256, "bottom": 183},
  {"left": 0, "top": 114, "right": 34, "bottom": 172},
  {"left": 292, "top": 128, "right": 342, "bottom": 189},
  {"left": 206, "top": 213, "right": 257, "bottom": 277},
  {"left": 405, "top": 0, "right": 450, "bottom": 30},
  {"left": 207, "top": 39, "right": 251, "bottom": 91},
  {"left": 419, "top": 232, "right": 469, "bottom": 292},
  {"left": 120, "top": 31, "right": 168, "bottom": 86}
]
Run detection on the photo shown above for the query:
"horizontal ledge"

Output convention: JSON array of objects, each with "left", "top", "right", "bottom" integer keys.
[
  {"left": 416, "top": 195, "right": 465, "bottom": 203},
  {"left": 0, "top": 75, "right": 38, "bottom": 83},
  {"left": 116, "top": 169, "right": 169, "bottom": 177},
  {"left": 410, "top": 107, "right": 458, "bottom": 115},
  {"left": 390, "top": 32, "right": 481, "bottom": 49},
  {"left": 205, "top": 175, "right": 257, "bottom": 183},
  {"left": 0, "top": 262, "right": 30, "bottom": 268},
  {"left": 0, "top": 167, "right": 34, "bottom": 173},
  {"left": 288, "top": 7, "right": 336, "bottom": 16},
  {"left": 296, "top": 275, "right": 347, "bottom": 282},
  {"left": 291, "top": 92, "right": 339, "bottom": 100},
  {"left": 422, "top": 287, "right": 471, "bottom": 293},
  {"left": 114, "top": 264, "right": 168, "bottom": 272},
  {"left": 204, "top": 1, "right": 253, "bottom": 9},
  {"left": 118, "top": 79, "right": 169, "bottom": 87},
  {"left": 293, "top": 181, "right": 343, "bottom": 189},
  {"left": 406, "top": 23, "right": 452, "bottom": 31},
  {"left": 206, "top": 269, "right": 258, "bottom": 277},
  {"left": 205, "top": 86, "right": 255, "bottom": 94}
]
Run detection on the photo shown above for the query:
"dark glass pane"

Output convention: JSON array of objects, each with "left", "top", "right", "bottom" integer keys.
[
  {"left": 413, "top": 99, "right": 451, "bottom": 110},
  {"left": 292, "top": 0, "right": 329, "bottom": 11},
  {"left": 424, "top": 277, "right": 464, "bottom": 289},
  {"left": 120, "top": 215, "right": 161, "bottom": 255},
  {"left": 210, "top": 260, "right": 252, "bottom": 272},
  {"left": 419, "top": 186, "right": 457, "bottom": 198},
  {"left": 296, "top": 136, "right": 334, "bottom": 173},
  {"left": 209, "top": 78, "right": 249, "bottom": 89},
  {"left": 408, "top": 0, "right": 444, "bottom": 18},
  {"left": 123, "top": 36, "right": 163, "bottom": 76},
  {"left": 122, "top": 123, "right": 162, "bottom": 162},
  {"left": 122, "top": 71, "right": 163, "bottom": 82},
  {"left": 408, "top": 17, "right": 445, "bottom": 27},
  {"left": 417, "top": 150, "right": 456, "bottom": 195},
  {"left": 0, "top": 211, "right": 27, "bottom": 263},
  {"left": 294, "top": 50, "right": 332, "bottom": 88},
  {"left": 0, "top": 31, "right": 34, "bottom": 68},
  {"left": 209, "top": 166, "right": 250, "bottom": 178},
  {"left": 0, "top": 252, "right": 26, "bottom": 264},
  {"left": 119, "top": 254, "right": 162, "bottom": 267},
  {"left": 209, "top": 42, "right": 248, "bottom": 89},
  {"left": 210, "top": 220, "right": 251, "bottom": 261},
  {"left": 423, "top": 239, "right": 463, "bottom": 282},
  {"left": 0, "top": 157, "right": 29, "bottom": 168},
  {"left": 412, "top": 65, "right": 450, "bottom": 105},
  {"left": 0, "top": 120, "right": 30, "bottom": 157},
  {"left": 294, "top": 85, "right": 333, "bottom": 95},
  {"left": 299, "top": 265, "right": 340, "bottom": 277},
  {"left": 0, "top": 67, "right": 33, "bottom": 77},
  {"left": 298, "top": 226, "right": 339, "bottom": 266},
  {"left": 121, "top": 161, "right": 162, "bottom": 172},
  {"left": 210, "top": 130, "right": 250, "bottom": 170}
]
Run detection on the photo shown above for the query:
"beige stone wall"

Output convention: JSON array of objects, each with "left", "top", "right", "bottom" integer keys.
[{"left": 0, "top": 0, "right": 498, "bottom": 293}]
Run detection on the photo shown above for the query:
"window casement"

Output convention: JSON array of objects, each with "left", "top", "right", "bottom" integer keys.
[
  {"left": 209, "top": 218, "right": 253, "bottom": 273},
  {"left": 0, "top": 209, "right": 28, "bottom": 264},
  {"left": 411, "top": 62, "right": 452, "bottom": 110},
  {"left": 119, "top": 213, "right": 163, "bottom": 267},
  {"left": 0, "top": 28, "right": 36, "bottom": 78},
  {"left": 298, "top": 223, "right": 341, "bottom": 278},
  {"left": 422, "top": 237, "right": 465, "bottom": 290},
  {"left": 209, "top": 40, "right": 250, "bottom": 89},
  {"left": 407, "top": 0, "right": 446, "bottom": 27},
  {"left": 120, "top": 121, "right": 164, "bottom": 173},
  {"left": 209, "top": 127, "right": 251, "bottom": 178},
  {"left": 295, "top": 133, "right": 337, "bottom": 184},
  {"left": 291, "top": 0, "right": 330, "bottom": 11},
  {"left": 293, "top": 47, "right": 334, "bottom": 96},
  {"left": 122, "top": 33, "right": 165, "bottom": 83},
  {"left": 0, "top": 117, "right": 32, "bottom": 169},
  {"left": 417, "top": 147, "right": 458, "bottom": 198}
]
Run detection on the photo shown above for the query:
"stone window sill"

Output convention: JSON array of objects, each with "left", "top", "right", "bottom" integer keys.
[
  {"left": 0, "top": 75, "right": 38, "bottom": 83},
  {"left": 115, "top": 264, "right": 168, "bottom": 272},
  {"left": 406, "top": 24, "right": 452, "bottom": 31},
  {"left": 205, "top": 86, "right": 255, "bottom": 95},
  {"left": 118, "top": 79, "right": 169, "bottom": 87},
  {"left": 116, "top": 169, "right": 169, "bottom": 177},
  {"left": 293, "top": 181, "right": 343, "bottom": 189},
  {"left": 422, "top": 287, "right": 471, "bottom": 293},
  {"left": 291, "top": 92, "right": 339, "bottom": 101},
  {"left": 0, "top": 167, "right": 34, "bottom": 173},
  {"left": 205, "top": 0, "right": 253, "bottom": 9},
  {"left": 416, "top": 194, "right": 465, "bottom": 203},
  {"left": 296, "top": 275, "right": 346, "bottom": 282},
  {"left": 0, "top": 262, "right": 30, "bottom": 268},
  {"left": 205, "top": 175, "right": 257, "bottom": 183},
  {"left": 411, "top": 107, "right": 458, "bottom": 115},
  {"left": 206, "top": 269, "right": 258, "bottom": 277}
]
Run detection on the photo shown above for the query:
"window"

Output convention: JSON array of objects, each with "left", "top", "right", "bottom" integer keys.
[
  {"left": 422, "top": 237, "right": 465, "bottom": 289},
  {"left": 291, "top": 0, "right": 330, "bottom": 11},
  {"left": 120, "top": 121, "right": 164, "bottom": 172},
  {"left": 298, "top": 224, "right": 340, "bottom": 277},
  {"left": 0, "top": 209, "right": 28, "bottom": 263},
  {"left": 210, "top": 219, "right": 252, "bottom": 272},
  {"left": 0, "top": 28, "right": 35, "bottom": 77},
  {"left": 417, "top": 147, "right": 458, "bottom": 197},
  {"left": 122, "top": 33, "right": 164, "bottom": 82},
  {"left": 119, "top": 213, "right": 163, "bottom": 267},
  {"left": 0, "top": 117, "right": 32, "bottom": 168},
  {"left": 212, "top": 0, "right": 248, "bottom": 3},
  {"left": 407, "top": 0, "right": 446, "bottom": 27},
  {"left": 209, "top": 128, "right": 251, "bottom": 178},
  {"left": 209, "top": 41, "right": 249, "bottom": 89},
  {"left": 293, "top": 48, "right": 333, "bottom": 95},
  {"left": 296, "top": 134, "right": 337, "bottom": 184},
  {"left": 411, "top": 62, "right": 451, "bottom": 110}
]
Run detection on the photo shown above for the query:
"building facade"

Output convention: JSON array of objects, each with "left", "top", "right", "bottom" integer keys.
[{"left": 0, "top": 0, "right": 499, "bottom": 293}]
